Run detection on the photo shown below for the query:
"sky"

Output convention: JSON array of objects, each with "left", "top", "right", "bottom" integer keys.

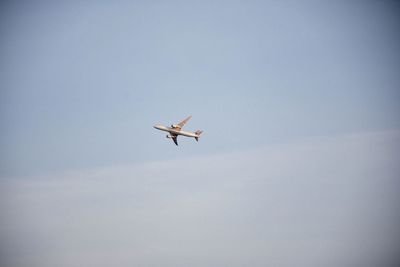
[{"left": 1, "top": 1, "right": 400, "bottom": 266}]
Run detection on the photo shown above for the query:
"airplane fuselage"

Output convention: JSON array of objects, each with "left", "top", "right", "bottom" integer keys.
[{"left": 153, "top": 125, "right": 198, "bottom": 138}]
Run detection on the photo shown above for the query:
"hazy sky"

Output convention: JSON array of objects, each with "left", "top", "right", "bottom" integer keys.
[{"left": 1, "top": 1, "right": 399, "bottom": 266}]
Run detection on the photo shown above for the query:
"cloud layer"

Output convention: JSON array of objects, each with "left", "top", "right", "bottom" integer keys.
[{"left": 1, "top": 130, "right": 400, "bottom": 267}]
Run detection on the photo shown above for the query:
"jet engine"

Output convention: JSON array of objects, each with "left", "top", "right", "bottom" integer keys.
[{"left": 171, "top": 124, "right": 179, "bottom": 128}]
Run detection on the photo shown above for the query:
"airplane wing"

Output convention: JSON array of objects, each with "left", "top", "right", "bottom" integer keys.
[
  {"left": 177, "top": 115, "right": 192, "bottom": 128},
  {"left": 171, "top": 134, "right": 178, "bottom": 146}
]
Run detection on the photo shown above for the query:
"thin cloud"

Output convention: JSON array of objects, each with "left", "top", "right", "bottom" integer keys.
[{"left": 1, "top": 130, "right": 400, "bottom": 267}]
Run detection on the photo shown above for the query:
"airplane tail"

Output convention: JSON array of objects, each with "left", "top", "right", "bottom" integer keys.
[{"left": 194, "top": 130, "right": 203, "bottom": 142}]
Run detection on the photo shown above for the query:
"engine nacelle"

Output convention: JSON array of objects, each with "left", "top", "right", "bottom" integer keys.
[
  {"left": 166, "top": 135, "right": 171, "bottom": 139},
  {"left": 171, "top": 124, "right": 179, "bottom": 128}
]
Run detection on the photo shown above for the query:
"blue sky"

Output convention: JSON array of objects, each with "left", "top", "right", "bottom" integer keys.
[
  {"left": 1, "top": 1, "right": 400, "bottom": 266},
  {"left": 1, "top": 1, "right": 399, "bottom": 176}
]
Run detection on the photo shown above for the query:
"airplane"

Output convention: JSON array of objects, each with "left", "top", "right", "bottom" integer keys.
[{"left": 153, "top": 115, "right": 203, "bottom": 146}]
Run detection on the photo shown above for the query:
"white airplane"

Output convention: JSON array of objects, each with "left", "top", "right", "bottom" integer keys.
[{"left": 153, "top": 115, "right": 203, "bottom": 146}]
